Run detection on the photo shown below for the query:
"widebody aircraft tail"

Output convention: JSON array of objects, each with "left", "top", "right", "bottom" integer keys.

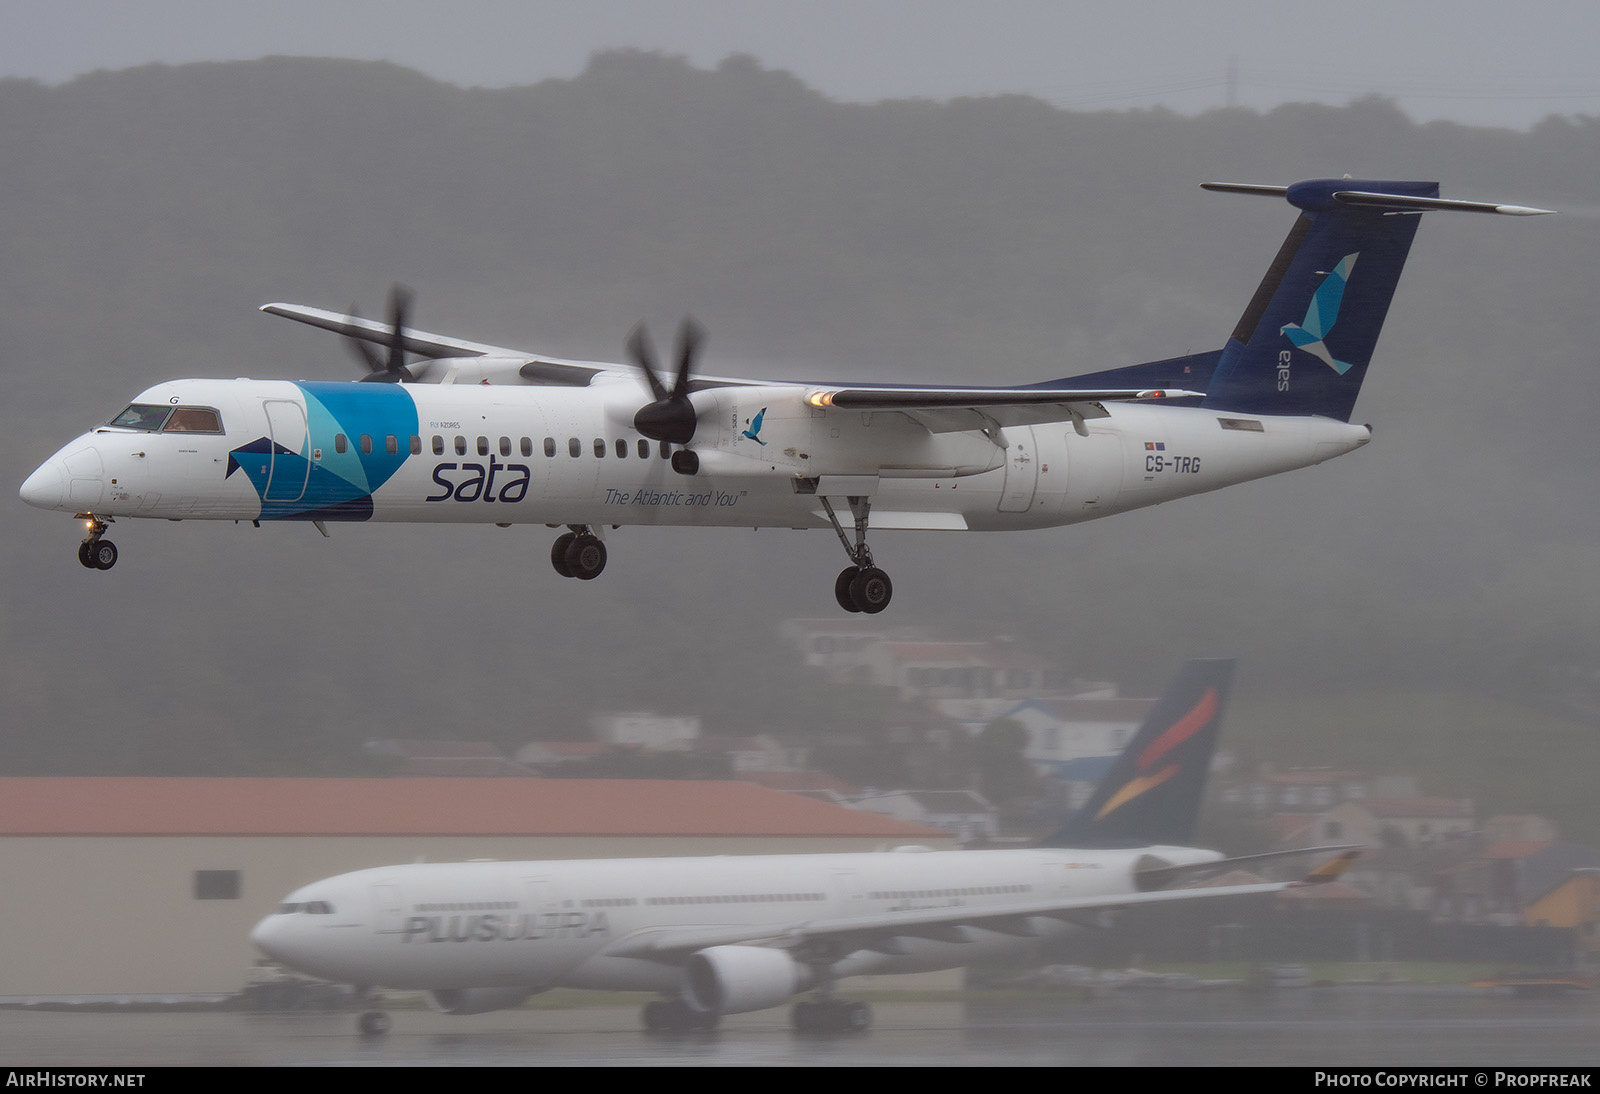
[{"left": 1041, "top": 658, "right": 1234, "bottom": 849}]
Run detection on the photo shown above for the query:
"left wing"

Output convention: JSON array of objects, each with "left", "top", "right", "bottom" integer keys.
[
  {"left": 261, "top": 302, "right": 517, "bottom": 359},
  {"left": 605, "top": 855, "right": 1352, "bottom": 963},
  {"left": 261, "top": 302, "right": 611, "bottom": 387},
  {"left": 803, "top": 385, "right": 1206, "bottom": 433}
]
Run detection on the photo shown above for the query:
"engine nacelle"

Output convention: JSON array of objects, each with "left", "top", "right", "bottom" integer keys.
[
  {"left": 683, "top": 945, "right": 812, "bottom": 1016},
  {"left": 424, "top": 986, "right": 533, "bottom": 1015}
]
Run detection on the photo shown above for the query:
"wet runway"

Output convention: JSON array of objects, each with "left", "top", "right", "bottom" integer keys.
[{"left": 3, "top": 988, "right": 1598, "bottom": 1067}]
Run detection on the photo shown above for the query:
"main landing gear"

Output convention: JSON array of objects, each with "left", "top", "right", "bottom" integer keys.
[
  {"left": 791, "top": 997, "right": 872, "bottom": 1034},
  {"left": 353, "top": 986, "right": 391, "bottom": 1036},
  {"left": 641, "top": 997, "right": 720, "bottom": 1033},
  {"left": 821, "top": 495, "right": 892, "bottom": 614},
  {"left": 75, "top": 515, "right": 118, "bottom": 571},
  {"left": 549, "top": 526, "right": 607, "bottom": 581}
]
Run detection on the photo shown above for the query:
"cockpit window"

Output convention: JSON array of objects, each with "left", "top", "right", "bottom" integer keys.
[
  {"left": 109, "top": 404, "right": 172, "bottom": 431},
  {"left": 276, "top": 901, "right": 335, "bottom": 915},
  {"left": 108, "top": 404, "right": 225, "bottom": 433},
  {"left": 162, "top": 407, "right": 224, "bottom": 434}
]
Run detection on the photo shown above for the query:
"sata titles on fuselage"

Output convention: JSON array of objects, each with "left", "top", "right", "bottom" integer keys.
[{"left": 425, "top": 455, "right": 532, "bottom": 504}]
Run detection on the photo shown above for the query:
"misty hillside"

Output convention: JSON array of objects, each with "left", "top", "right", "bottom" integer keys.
[{"left": 2, "top": 53, "right": 1596, "bottom": 830}]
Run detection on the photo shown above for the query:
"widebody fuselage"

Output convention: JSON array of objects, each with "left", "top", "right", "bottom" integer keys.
[{"left": 251, "top": 843, "right": 1225, "bottom": 994}]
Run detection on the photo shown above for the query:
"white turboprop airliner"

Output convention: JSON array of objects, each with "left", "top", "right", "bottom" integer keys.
[
  {"left": 22, "top": 179, "right": 1547, "bottom": 612},
  {"left": 251, "top": 660, "right": 1356, "bottom": 1035}
]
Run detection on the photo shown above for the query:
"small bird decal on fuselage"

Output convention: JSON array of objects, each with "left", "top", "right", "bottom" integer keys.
[{"left": 741, "top": 407, "right": 769, "bottom": 446}]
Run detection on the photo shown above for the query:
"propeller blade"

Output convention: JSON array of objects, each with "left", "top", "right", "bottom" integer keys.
[
  {"left": 385, "top": 284, "right": 413, "bottom": 378},
  {"left": 343, "top": 305, "right": 387, "bottom": 375},
  {"left": 627, "top": 322, "right": 670, "bottom": 402},
  {"left": 671, "top": 317, "right": 703, "bottom": 399},
  {"left": 352, "top": 284, "right": 416, "bottom": 383},
  {"left": 630, "top": 315, "right": 705, "bottom": 445}
]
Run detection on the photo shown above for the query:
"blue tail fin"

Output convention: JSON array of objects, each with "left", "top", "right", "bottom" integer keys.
[
  {"left": 1199, "top": 178, "right": 1440, "bottom": 422},
  {"left": 1040, "top": 659, "right": 1234, "bottom": 849}
]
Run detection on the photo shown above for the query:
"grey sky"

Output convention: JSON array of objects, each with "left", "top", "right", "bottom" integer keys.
[{"left": 5, "top": 0, "right": 1599, "bottom": 130}]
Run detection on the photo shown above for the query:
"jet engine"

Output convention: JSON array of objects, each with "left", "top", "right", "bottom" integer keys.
[
  {"left": 424, "top": 987, "right": 534, "bottom": 1015},
  {"left": 683, "top": 945, "right": 813, "bottom": 1015}
]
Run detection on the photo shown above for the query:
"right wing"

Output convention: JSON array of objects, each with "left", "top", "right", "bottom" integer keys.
[
  {"left": 802, "top": 384, "right": 1206, "bottom": 434},
  {"left": 605, "top": 851, "right": 1357, "bottom": 963}
]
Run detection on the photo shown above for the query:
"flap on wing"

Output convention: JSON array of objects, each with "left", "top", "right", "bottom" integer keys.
[
  {"left": 811, "top": 510, "right": 968, "bottom": 531},
  {"left": 807, "top": 386, "right": 1202, "bottom": 410},
  {"left": 807, "top": 386, "right": 1201, "bottom": 434}
]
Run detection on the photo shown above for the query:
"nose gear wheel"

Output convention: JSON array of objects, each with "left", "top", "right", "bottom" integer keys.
[{"left": 75, "top": 515, "right": 117, "bottom": 571}]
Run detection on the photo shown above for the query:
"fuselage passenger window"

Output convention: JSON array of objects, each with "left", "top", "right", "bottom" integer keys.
[
  {"left": 499, "top": 436, "right": 511, "bottom": 457},
  {"left": 335, "top": 434, "right": 347, "bottom": 454},
  {"left": 594, "top": 438, "right": 606, "bottom": 458},
  {"left": 568, "top": 438, "right": 580, "bottom": 458},
  {"left": 432, "top": 436, "right": 444, "bottom": 455},
  {"left": 454, "top": 436, "right": 467, "bottom": 456},
  {"left": 544, "top": 437, "right": 556, "bottom": 458}
]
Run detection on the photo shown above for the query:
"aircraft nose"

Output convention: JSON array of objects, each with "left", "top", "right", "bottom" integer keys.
[
  {"left": 19, "top": 460, "right": 64, "bottom": 510},
  {"left": 250, "top": 913, "right": 294, "bottom": 965}
]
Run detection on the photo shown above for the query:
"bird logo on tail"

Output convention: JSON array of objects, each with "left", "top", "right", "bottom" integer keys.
[{"left": 1281, "top": 253, "right": 1359, "bottom": 375}]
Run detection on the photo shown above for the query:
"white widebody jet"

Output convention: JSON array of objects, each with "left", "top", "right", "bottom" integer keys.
[
  {"left": 22, "top": 179, "right": 1548, "bottom": 611},
  {"left": 251, "top": 660, "right": 1356, "bottom": 1035}
]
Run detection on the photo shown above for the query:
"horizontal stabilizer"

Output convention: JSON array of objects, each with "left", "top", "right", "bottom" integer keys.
[
  {"left": 1332, "top": 190, "right": 1553, "bottom": 216},
  {"left": 1135, "top": 845, "right": 1360, "bottom": 889},
  {"left": 1296, "top": 848, "right": 1363, "bottom": 886},
  {"left": 1199, "top": 182, "right": 1288, "bottom": 198},
  {"left": 1202, "top": 181, "right": 1553, "bottom": 216}
]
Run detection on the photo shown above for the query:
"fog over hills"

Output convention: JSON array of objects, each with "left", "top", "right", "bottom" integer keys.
[{"left": 3, "top": 53, "right": 1595, "bottom": 827}]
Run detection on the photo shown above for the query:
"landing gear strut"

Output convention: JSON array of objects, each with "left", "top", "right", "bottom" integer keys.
[
  {"left": 549, "top": 526, "right": 606, "bottom": 581},
  {"left": 820, "top": 496, "right": 891, "bottom": 613},
  {"left": 76, "top": 515, "right": 117, "bottom": 571}
]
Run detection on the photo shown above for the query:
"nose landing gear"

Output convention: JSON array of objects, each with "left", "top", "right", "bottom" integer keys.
[
  {"left": 75, "top": 515, "right": 117, "bottom": 571},
  {"left": 549, "top": 526, "right": 607, "bottom": 581}
]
